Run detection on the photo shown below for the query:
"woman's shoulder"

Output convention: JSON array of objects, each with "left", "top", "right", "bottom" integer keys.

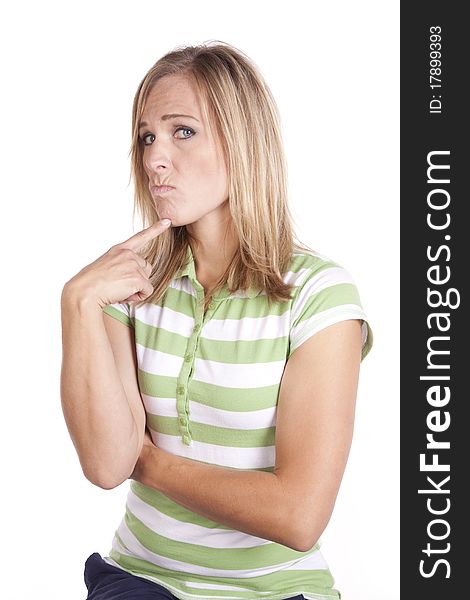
[
  {"left": 285, "top": 248, "right": 350, "bottom": 290},
  {"left": 286, "top": 247, "right": 373, "bottom": 361}
]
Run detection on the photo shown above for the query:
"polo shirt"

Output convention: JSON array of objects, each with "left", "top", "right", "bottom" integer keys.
[{"left": 101, "top": 244, "right": 373, "bottom": 600}]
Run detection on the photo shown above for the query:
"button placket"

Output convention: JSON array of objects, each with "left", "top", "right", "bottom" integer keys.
[
  {"left": 175, "top": 285, "right": 206, "bottom": 446},
  {"left": 202, "top": 298, "right": 220, "bottom": 323}
]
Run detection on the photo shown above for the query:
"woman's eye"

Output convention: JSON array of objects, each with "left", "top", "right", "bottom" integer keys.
[
  {"left": 140, "top": 127, "right": 194, "bottom": 145},
  {"left": 141, "top": 133, "right": 155, "bottom": 146},
  {"left": 175, "top": 127, "right": 195, "bottom": 139}
]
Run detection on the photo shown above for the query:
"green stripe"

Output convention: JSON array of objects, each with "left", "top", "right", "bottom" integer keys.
[
  {"left": 156, "top": 286, "right": 195, "bottom": 317},
  {"left": 102, "top": 305, "right": 133, "bottom": 327},
  {"left": 138, "top": 371, "right": 280, "bottom": 411},
  {"left": 108, "top": 549, "right": 338, "bottom": 598},
  {"left": 190, "top": 379, "right": 280, "bottom": 411},
  {"left": 146, "top": 415, "right": 276, "bottom": 447},
  {"left": 131, "top": 481, "right": 232, "bottom": 529},
  {"left": 138, "top": 372, "right": 178, "bottom": 399},
  {"left": 135, "top": 320, "right": 189, "bottom": 355},
  {"left": 130, "top": 479, "right": 275, "bottom": 530},
  {"left": 145, "top": 287, "right": 291, "bottom": 320},
  {"left": 124, "top": 507, "right": 315, "bottom": 570},
  {"left": 212, "top": 294, "right": 290, "bottom": 319},
  {"left": 135, "top": 319, "right": 289, "bottom": 362},
  {"left": 289, "top": 312, "right": 372, "bottom": 363},
  {"left": 290, "top": 254, "right": 339, "bottom": 274},
  {"left": 292, "top": 283, "right": 363, "bottom": 328},
  {"left": 197, "top": 336, "right": 288, "bottom": 363},
  {"left": 114, "top": 530, "right": 132, "bottom": 553}
]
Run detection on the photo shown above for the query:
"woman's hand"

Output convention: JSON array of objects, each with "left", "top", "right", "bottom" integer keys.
[{"left": 62, "top": 219, "right": 172, "bottom": 308}]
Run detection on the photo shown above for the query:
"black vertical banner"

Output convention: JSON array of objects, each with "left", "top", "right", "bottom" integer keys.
[{"left": 401, "top": 3, "right": 468, "bottom": 597}]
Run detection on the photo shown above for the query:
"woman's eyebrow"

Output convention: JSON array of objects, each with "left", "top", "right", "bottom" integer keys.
[{"left": 138, "top": 114, "right": 200, "bottom": 129}]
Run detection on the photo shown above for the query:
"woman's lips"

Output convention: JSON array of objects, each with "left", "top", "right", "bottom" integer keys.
[{"left": 151, "top": 185, "right": 175, "bottom": 195}]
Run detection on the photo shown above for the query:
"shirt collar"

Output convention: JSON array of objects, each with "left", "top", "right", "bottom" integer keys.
[
  {"left": 174, "top": 245, "right": 195, "bottom": 280},
  {"left": 174, "top": 244, "right": 261, "bottom": 299}
]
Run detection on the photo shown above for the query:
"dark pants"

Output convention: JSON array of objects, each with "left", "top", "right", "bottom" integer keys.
[{"left": 84, "top": 552, "right": 305, "bottom": 599}]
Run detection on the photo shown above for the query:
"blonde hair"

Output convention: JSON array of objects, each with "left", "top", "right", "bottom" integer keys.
[{"left": 131, "top": 40, "right": 313, "bottom": 308}]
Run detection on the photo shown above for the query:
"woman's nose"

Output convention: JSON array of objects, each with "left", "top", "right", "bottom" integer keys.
[{"left": 143, "top": 139, "right": 173, "bottom": 174}]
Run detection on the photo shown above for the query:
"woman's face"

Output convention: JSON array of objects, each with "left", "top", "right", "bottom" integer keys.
[{"left": 139, "top": 74, "right": 229, "bottom": 227}]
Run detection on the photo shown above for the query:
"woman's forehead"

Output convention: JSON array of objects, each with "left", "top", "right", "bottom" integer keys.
[{"left": 143, "top": 75, "right": 202, "bottom": 118}]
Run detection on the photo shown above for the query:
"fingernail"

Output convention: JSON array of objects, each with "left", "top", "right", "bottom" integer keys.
[{"left": 161, "top": 219, "right": 171, "bottom": 226}]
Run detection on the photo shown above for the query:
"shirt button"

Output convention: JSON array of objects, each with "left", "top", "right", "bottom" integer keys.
[
  {"left": 184, "top": 353, "right": 192, "bottom": 362},
  {"left": 193, "top": 323, "right": 201, "bottom": 332},
  {"left": 177, "top": 385, "right": 185, "bottom": 395},
  {"left": 183, "top": 434, "right": 192, "bottom": 445},
  {"left": 208, "top": 302, "right": 215, "bottom": 310},
  {"left": 179, "top": 416, "right": 187, "bottom": 426}
]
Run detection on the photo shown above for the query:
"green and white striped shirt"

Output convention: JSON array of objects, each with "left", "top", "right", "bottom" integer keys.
[{"left": 101, "top": 244, "right": 373, "bottom": 600}]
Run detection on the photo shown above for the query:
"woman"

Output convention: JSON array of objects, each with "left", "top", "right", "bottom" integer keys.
[{"left": 61, "top": 41, "right": 373, "bottom": 600}]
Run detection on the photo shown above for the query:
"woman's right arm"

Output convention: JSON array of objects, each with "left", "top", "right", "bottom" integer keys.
[
  {"left": 60, "top": 219, "right": 172, "bottom": 489},
  {"left": 60, "top": 293, "right": 144, "bottom": 489}
]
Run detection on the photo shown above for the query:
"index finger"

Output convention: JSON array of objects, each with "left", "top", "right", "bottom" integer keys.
[{"left": 119, "top": 219, "right": 172, "bottom": 252}]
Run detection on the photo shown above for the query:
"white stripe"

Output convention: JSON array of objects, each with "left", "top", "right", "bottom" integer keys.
[
  {"left": 127, "top": 490, "right": 270, "bottom": 548},
  {"left": 302, "top": 595, "right": 341, "bottom": 600},
  {"left": 293, "top": 250, "right": 332, "bottom": 262},
  {"left": 104, "top": 555, "right": 335, "bottom": 600},
  {"left": 126, "top": 489, "right": 270, "bottom": 549},
  {"left": 152, "top": 432, "right": 275, "bottom": 468},
  {"left": 290, "top": 305, "right": 367, "bottom": 354},
  {"left": 142, "top": 395, "right": 277, "bottom": 429},
  {"left": 283, "top": 550, "right": 329, "bottom": 571},
  {"left": 104, "top": 554, "right": 278, "bottom": 599},
  {"left": 113, "top": 532, "right": 131, "bottom": 555},
  {"left": 202, "top": 312, "right": 290, "bottom": 341},
  {"left": 361, "top": 319, "right": 370, "bottom": 348},
  {"left": 135, "top": 303, "right": 196, "bottom": 337},
  {"left": 169, "top": 277, "right": 198, "bottom": 297},
  {"left": 136, "top": 344, "right": 286, "bottom": 388},
  {"left": 283, "top": 266, "right": 313, "bottom": 286},
  {"left": 291, "top": 266, "right": 357, "bottom": 325},
  {"left": 106, "top": 302, "right": 131, "bottom": 318},
  {"left": 103, "top": 556, "right": 274, "bottom": 597},
  {"left": 136, "top": 345, "right": 286, "bottom": 388},
  {"left": 114, "top": 520, "right": 326, "bottom": 578},
  {"left": 193, "top": 357, "right": 286, "bottom": 389},
  {"left": 183, "top": 581, "right": 271, "bottom": 593},
  {"left": 136, "top": 344, "right": 184, "bottom": 377},
  {"left": 104, "top": 555, "right": 337, "bottom": 600}
]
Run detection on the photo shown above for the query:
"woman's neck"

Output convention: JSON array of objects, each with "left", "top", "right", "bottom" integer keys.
[{"left": 186, "top": 209, "right": 238, "bottom": 290}]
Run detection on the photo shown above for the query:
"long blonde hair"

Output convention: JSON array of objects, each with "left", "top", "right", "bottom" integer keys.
[{"left": 131, "top": 40, "right": 313, "bottom": 308}]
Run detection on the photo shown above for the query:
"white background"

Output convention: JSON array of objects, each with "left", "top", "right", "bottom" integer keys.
[{"left": 0, "top": 1, "right": 399, "bottom": 599}]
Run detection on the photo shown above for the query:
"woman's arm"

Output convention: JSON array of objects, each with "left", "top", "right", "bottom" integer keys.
[
  {"left": 60, "top": 220, "right": 172, "bottom": 489},
  {"left": 132, "top": 319, "right": 362, "bottom": 551},
  {"left": 60, "top": 293, "right": 146, "bottom": 489}
]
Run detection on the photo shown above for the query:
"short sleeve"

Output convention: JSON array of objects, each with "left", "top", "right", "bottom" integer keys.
[
  {"left": 288, "top": 264, "right": 373, "bottom": 361},
  {"left": 102, "top": 301, "right": 134, "bottom": 328}
]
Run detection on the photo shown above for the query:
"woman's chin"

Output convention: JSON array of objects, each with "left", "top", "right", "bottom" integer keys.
[
  {"left": 160, "top": 216, "right": 187, "bottom": 228},
  {"left": 156, "top": 209, "right": 177, "bottom": 224},
  {"left": 155, "top": 208, "right": 198, "bottom": 228}
]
